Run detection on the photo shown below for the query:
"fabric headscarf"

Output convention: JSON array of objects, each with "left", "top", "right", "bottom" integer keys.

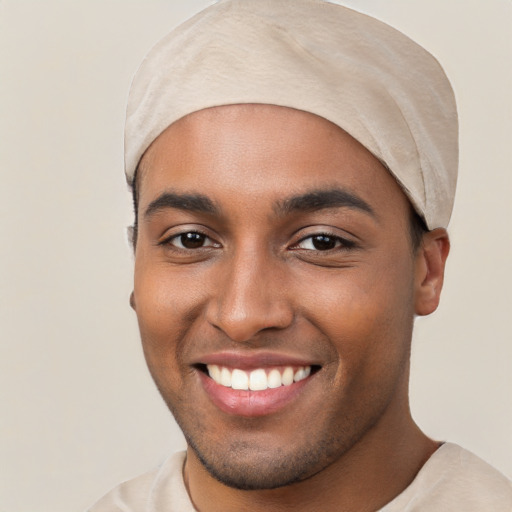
[{"left": 125, "top": 0, "right": 458, "bottom": 229}]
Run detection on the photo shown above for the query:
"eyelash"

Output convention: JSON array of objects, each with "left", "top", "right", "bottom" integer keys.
[
  {"left": 160, "top": 230, "right": 356, "bottom": 253},
  {"left": 160, "top": 230, "right": 220, "bottom": 250},
  {"left": 293, "top": 232, "right": 357, "bottom": 252}
]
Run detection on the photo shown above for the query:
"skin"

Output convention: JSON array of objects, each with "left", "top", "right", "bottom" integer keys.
[{"left": 132, "top": 104, "right": 450, "bottom": 512}]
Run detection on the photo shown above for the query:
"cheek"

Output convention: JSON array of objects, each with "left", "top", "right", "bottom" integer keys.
[
  {"left": 133, "top": 261, "right": 201, "bottom": 368},
  {"left": 295, "top": 255, "right": 415, "bottom": 368},
  {"left": 134, "top": 252, "right": 208, "bottom": 319}
]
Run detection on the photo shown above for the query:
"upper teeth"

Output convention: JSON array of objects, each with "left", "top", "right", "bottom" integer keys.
[{"left": 206, "top": 365, "right": 311, "bottom": 391}]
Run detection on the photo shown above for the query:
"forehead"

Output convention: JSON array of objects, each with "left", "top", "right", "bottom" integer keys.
[{"left": 137, "top": 104, "right": 410, "bottom": 219}]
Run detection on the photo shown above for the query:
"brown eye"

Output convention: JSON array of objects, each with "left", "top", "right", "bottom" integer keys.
[
  {"left": 296, "top": 234, "right": 340, "bottom": 251},
  {"left": 311, "top": 235, "right": 337, "bottom": 250},
  {"left": 180, "top": 232, "right": 206, "bottom": 249},
  {"left": 294, "top": 233, "right": 356, "bottom": 252},
  {"left": 164, "top": 231, "right": 220, "bottom": 250}
]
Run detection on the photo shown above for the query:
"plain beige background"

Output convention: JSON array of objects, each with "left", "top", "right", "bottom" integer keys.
[{"left": 1, "top": 1, "right": 511, "bottom": 510}]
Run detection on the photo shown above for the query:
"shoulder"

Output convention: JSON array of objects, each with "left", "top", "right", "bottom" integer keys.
[
  {"left": 86, "top": 451, "right": 194, "bottom": 512},
  {"left": 381, "top": 443, "right": 512, "bottom": 511}
]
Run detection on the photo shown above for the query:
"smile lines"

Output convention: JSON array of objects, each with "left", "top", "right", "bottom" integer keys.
[{"left": 206, "top": 365, "right": 312, "bottom": 391}]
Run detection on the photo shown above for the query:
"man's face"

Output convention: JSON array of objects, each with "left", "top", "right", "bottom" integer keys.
[{"left": 133, "top": 105, "right": 420, "bottom": 490}]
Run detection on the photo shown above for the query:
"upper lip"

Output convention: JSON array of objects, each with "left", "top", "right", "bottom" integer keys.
[{"left": 195, "top": 351, "right": 320, "bottom": 370}]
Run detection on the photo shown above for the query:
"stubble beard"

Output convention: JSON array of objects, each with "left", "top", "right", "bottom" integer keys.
[
  {"left": 148, "top": 326, "right": 412, "bottom": 491},
  {"left": 162, "top": 388, "right": 395, "bottom": 491},
  {"left": 184, "top": 429, "right": 355, "bottom": 490}
]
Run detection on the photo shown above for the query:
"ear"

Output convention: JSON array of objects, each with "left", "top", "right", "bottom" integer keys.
[
  {"left": 414, "top": 228, "right": 450, "bottom": 316},
  {"left": 129, "top": 291, "right": 137, "bottom": 311}
]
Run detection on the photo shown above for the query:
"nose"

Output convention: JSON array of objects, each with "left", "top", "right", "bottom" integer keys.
[{"left": 206, "top": 248, "right": 294, "bottom": 342}]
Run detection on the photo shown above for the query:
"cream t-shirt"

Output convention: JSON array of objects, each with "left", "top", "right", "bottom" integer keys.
[{"left": 88, "top": 443, "right": 512, "bottom": 511}]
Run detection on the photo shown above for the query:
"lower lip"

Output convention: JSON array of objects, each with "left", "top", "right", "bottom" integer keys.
[{"left": 198, "top": 371, "right": 311, "bottom": 417}]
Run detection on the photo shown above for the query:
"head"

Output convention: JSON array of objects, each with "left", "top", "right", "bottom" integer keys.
[
  {"left": 124, "top": 0, "right": 457, "bottom": 492},
  {"left": 129, "top": 103, "right": 449, "bottom": 490}
]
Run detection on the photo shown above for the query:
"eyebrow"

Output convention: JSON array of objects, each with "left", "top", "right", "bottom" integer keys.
[
  {"left": 144, "top": 192, "right": 219, "bottom": 219},
  {"left": 275, "top": 188, "right": 375, "bottom": 217}
]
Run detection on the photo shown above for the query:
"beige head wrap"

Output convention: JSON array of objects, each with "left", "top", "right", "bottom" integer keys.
[{"left": 125, "top": 0, "right": 458, "bottom": 229}]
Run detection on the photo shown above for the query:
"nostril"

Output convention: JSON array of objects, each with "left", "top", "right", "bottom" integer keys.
[{"left": 206, "top": 303, "right": 294, "bottom": 343}]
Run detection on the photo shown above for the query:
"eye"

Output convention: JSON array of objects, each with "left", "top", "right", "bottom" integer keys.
[
  {"left": 165, "top": 231, "right": 219, "bottom": 250},
  {"left": 295, "top": 233, "right": 354, "bottom": 251}
]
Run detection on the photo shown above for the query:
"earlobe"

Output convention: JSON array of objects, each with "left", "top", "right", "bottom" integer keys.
[
  {"left": 130, "top": 291, "right": 137, "bottom": 311},
  {"left": 414, "top": 228, "right": 450, "bottom": 316}
]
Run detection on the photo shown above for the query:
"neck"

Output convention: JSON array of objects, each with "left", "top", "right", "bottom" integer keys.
[{"left": 184, "top": 396, "right": 438, "bottom": 512}]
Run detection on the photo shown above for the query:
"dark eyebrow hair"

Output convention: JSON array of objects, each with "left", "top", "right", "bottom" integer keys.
[
  {"left": 144, "top": 192, "right": 219, "bottom": 219},
  {"left": 275, "top": 188, "right": 375, "bottom": 217}
]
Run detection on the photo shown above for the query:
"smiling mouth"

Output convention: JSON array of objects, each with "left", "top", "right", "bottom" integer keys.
[
  {"left": 194, "top": 357, "right": 321, "bottom": 416},
  {"left": 204, "top": 364, "right": 314, "bottom": 391},
  {"left": 196, "top": 363, "right": 320, "bottom": 390}
]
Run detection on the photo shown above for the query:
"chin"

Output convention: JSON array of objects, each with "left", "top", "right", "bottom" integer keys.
[
  {"left": 182, "top": 418, "right": 371, "bottom": 492},
  {"left": 187, "top": 438, "right": 322, "bottom": 490}
]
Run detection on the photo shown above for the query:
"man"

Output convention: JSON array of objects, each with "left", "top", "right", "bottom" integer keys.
[{"left": 89, "top": 0, "right": 512, "bottom": 510}]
